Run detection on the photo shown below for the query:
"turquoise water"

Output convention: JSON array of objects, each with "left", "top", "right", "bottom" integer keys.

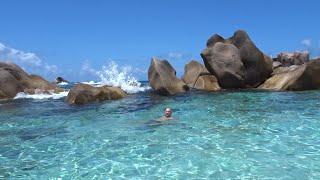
[{"left": 1, "top": 85, "right": 320, "bottom": 179}]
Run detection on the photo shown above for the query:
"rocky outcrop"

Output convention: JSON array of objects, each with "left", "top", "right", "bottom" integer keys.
[
  {"left": 201, "top": 30, "right": 273, "bottom": 88},
  {"left": 148, "top": 58, "right": 189, "bottom": 95},
  {"left": 258, "top": 58, "right": 320, "bottom": 91},
  {"left": 201, "top": 42, "right": 245, "bottom": 88},
  {"left": 182, "top": 60, "right": 209, "bottom": 86},
  {"left": 194, "top": 74, "right": 221, "bottom": 91},
  {"left": 275, "top": 51, "right": 309, "bottom": 67},
  {"left": 56, "top": 76, "right": 69, "bottom": 84},
  {"left": 182, "top": 60, "right": 221, "bottom": 91},
  {"left": 272, "top": 61, "right": 282, "bottom": 69},
  {"left": 0, "top": 62, "right": 62, "bottom": 99},
  {"left": 272, "top": 65, "right": 299, "bottom": 75},
  {"left": 232, "top": 31, "right": 273, "bottom": 86},
  {"left": 66, "top": 84, "right": 126, "bottom": 105}
]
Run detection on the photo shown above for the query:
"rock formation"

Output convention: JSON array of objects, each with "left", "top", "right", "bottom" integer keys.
[
  {"left": 182, "top": 60, "right": 220, "bottom": 91},
  {"left": 0, "top": 62, "right": 62, "bottom": 99},
  {"left": 201, "top": 30, "right": 273, "bottom": 88},
  {"left": 148, "top": 57, "right": 189, "bottom": 95},
  {"left": 66, "top": 84, "right": 126, "bottom": 105},
  {"left": 275, "top": 51, "right": 309, "bottom": 67},
  {"left": 259, "top": 58, "right": 320, "bottom": 91}
]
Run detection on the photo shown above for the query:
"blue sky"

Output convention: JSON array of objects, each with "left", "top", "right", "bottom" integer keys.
[{"left": 0, "top": 0, "right": 319, "bottom": 81}]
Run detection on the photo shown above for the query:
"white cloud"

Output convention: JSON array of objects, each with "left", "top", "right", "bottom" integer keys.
[
  {"left": 159, "top": 51, "right": 194, "bottom": 62},
  {"left": 0, "top": 42, "right": 42, "bottom": 67},
  {"left": 301, "top": 39, "right": 312, "bottom": 47},
  {"left": 17, "top": 52, "right": 42, "bottom": 66},
  {"left": 0, "top": 43, "right": 5, "bottom": 51},
  {"left": 0, "top": 42, "right": 58, "bottom": 75},
  {"left": 45, "top": 64, "right": 58, "bottom": 73},
  {"left": 167, "top": 52, "right": 184, "bottom": 59}
]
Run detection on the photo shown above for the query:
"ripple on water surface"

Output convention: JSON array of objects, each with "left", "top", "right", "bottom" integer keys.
[{"left": 0, "top": 90, "right": 320, "bottom": 179}]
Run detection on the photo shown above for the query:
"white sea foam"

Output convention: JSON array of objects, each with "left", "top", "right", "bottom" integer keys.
[
  {"left": 83, "top": 61, "right": 150, "bottom": 94},
  {"left": 81, "top": 81, "right": 101, "bottom": 85},
  {"left": 57, "top": 82, "right": 69, "bottom": 86},
  {"left": 14, "top": 91, "right": 69, "bottom": 100}
]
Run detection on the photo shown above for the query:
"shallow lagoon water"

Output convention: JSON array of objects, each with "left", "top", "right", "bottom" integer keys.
[{"left": 1, "top": 87, "right": 320, "bottom": 179}]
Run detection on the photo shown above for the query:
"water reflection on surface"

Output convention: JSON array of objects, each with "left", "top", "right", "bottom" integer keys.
[{"left": 1, "top": 89, "right": 320, "bottom": 179}]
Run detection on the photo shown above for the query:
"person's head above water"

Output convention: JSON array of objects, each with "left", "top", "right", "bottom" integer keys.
[
  {"left": 155, "top": 107, "right": 173, "bottom": 122},
  {"left": 164, "top": 108, "right": 172, "bottom": 118}
]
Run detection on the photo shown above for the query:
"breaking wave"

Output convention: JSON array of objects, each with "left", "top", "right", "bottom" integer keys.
[
  {"left": 57, "top": 82, "right": 69, "bottom": 86},
  {"left": 13, "top": 61, "right": 149, "bottom": 100},
  {"left": 81, "top": 81, "right": 101, "bottom": 86},
  {"left": 83, "top": 61, "right": 150, "bottom": 94},
  {"left": 14, "top": 91, "right": 69, "bottom": 100}
]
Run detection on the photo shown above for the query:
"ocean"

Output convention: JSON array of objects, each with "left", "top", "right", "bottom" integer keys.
[{"left": 1, "top": 63, "right": 320, "bottom": 179}]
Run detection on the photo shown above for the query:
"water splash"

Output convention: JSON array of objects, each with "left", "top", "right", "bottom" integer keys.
[
  {"left": 81, "top": 81, "right": 101, "bottom": 86},
  {"left": 14, "top": 90, "right": 69, "bottom": 100},
  {"left": 57, "top": 82, "right": 69, "bottom": 86},
  {"left": 94, "top": 61, "right": 149, "bottom": 93}
]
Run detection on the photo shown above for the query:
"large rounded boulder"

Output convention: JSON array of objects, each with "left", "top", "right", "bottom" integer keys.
[
  {"left": 201, "top": 30, "right": 273, "bottom": 88},
  {"left": 148, "top": 58, "right": 189, "bottom": 95},
  {"left": 259, "top": 58, "right": 320, "bottom": 91},
  {"left": 231, "top": 30, "right": 273, "bottom": 86},
  {"left": 0, "top": 67, "right": 24, "bottom": 99},
  {"left": 206, "top": 34, "right": 225, "bottom": 47},
  {"left": 66, "top": 84, "right": 126, "bottom": 105},
  {"left": 182, "top": 60, "right": 221, "bottom": 91},
  {"left": 194, "top": 74, "right": 221, "bottom": 91},
  {"left": 0, "top": 61, "right": 61, "bottom": 99},
  {"left": 201, "top": 42, "right": 245, "bottom": 88},
  {"left": 182, "top": 60, "right": 209, "bottom": 86}
]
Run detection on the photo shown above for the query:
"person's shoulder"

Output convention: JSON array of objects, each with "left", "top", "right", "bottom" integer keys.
[
  {"left": 156, "top": 116, "right": 166, "bottom": 121},
  {"left": 167, "top": 117, "right": 174, "bottom": 120},
  {"left": 156, "top": 116, "right": 173, "bottom": 122}
]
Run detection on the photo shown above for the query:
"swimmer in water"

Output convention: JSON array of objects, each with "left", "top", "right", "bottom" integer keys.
[{"left": 157, "top": 107, "right": 173, "bottom": 121}]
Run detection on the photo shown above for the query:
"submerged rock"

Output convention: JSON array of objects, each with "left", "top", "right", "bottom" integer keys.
[
  {"left": 201, "top": 30, "right": 273, "bottom": 88},
  {"left": 66, "top": 84, "right": 126, "bottom": 105},
  {"left": 259, "top": 58, "right": 320, "bottom": 91},
  {"left": 0, "top": 62, "right": 62, "bottom": 99},
  {"left": 275, "top": 51, "right": 309, "bottom": 67},
  {"left": 148, "top": 57, "right": 189, "bottom": 95}
]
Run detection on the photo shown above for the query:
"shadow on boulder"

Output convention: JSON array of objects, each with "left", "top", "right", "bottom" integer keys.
[
  {"left": 148, "top": 57, "right": 189, "bottom": 95},
  {"left": 201, "top": 30, "right": 273, "bottom": 89},
  {"left": 182, "top": 60, "right": 221, "bottom": 91}
]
